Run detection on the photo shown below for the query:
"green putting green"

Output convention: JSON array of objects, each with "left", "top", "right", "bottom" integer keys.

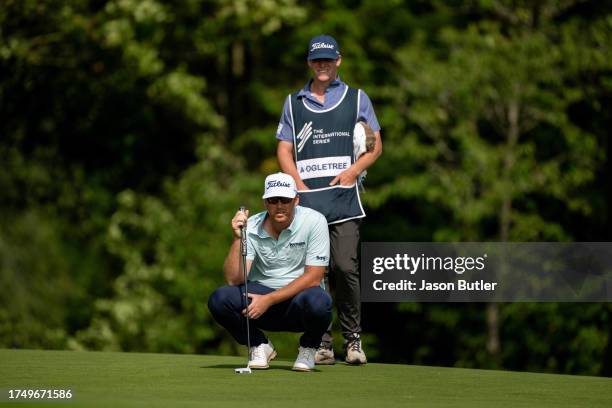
[{"left": 1, "top": 349, "right": 611, "bottom": 407}]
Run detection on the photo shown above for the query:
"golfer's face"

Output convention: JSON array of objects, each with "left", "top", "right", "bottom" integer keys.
[{"left": 265, "top": 196, "right": 298, "bottom": 224}]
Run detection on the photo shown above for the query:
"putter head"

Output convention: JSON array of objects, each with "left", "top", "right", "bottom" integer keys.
[{"left": 234, "top": 367, "right": 252, "bottom": 374}]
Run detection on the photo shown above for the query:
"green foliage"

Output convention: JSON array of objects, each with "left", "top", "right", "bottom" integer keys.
[
  {"left": 71, "top": 139, "right": 262, "bottom": 353},
  {"left": 371, "top": 21, "right": 604, "bottom": 241},
  {"left": 500, "top": 303, "right": 611, "bottom": 375},
  {"left": 0, "top": 211, "right": 75, "bottom": 349},
  {"left": 364, "top": 1, "right": 611, "bottom": 375}
]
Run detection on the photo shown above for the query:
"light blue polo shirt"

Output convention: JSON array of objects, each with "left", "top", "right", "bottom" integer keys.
[{"left": 246, "top": 206, "right": 330, "bottom": 289}]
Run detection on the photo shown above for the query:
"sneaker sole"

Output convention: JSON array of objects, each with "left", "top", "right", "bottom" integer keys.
[
  {"left": 291, "top": 365, "right": 314, "bottom": 372},
  {"left": 344, "top": 358, "right": 367, "bottom": 365},
  {"left": 249, "top": 350, "right": 277, "bottom": 369},
  {"left": 315, "top": 357, "right": 336, "bottom": 365}
]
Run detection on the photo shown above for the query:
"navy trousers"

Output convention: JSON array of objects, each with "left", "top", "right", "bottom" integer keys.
[{"left": 208, "top": 282, "right": 332, "bottom": 348}]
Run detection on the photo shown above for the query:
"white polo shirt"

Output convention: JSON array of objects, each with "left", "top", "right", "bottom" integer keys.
[{"left": 246, "top": 206, "right": 330, "bottom": 289}]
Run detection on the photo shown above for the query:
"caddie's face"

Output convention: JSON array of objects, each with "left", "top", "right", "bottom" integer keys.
[
  {"left": 264, "top": 196, "right": 299, "bottom": 225},
  {"left": 308, "top": 57, "right": 341, "bottom": 83}
]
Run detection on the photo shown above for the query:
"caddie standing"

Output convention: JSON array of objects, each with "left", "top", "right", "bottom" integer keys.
[{"left": 276, "top": 34, "right": 383, "bottom": 365}]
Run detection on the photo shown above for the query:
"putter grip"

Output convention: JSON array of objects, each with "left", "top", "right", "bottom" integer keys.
[{"left": 239, "top": 206, "right": 247, "bottom": 256}]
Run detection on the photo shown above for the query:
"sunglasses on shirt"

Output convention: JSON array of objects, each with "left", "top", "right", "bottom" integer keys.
[{"left": 266, "top": 196, "right": 294, "bottom": 204}]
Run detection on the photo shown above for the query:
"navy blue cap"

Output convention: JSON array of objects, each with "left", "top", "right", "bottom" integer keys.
[{"left": 307, "top": 35, "right": 340, "bottom": 60}]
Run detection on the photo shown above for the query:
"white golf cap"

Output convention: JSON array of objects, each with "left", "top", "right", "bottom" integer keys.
[{"left": 262, "top": 172, "right": 297, "bottom": 199}]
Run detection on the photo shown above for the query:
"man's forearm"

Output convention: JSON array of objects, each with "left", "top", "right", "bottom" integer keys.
[
  {"left": 278, "top": 155, "right": 302, "bottom": 185},
  {"left": 223, "top": 238, "right": 243, "bottom": 285},
  {"left": 277, "top": 141, "right": 309, "bottom": 190}
]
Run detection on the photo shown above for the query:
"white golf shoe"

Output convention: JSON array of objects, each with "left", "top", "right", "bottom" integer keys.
[
  {"left": 248, "top": 340, "right": 276, "bottom": 369},
  {"left": 292, "top": 346, "right": 316, "bottom": 372},
  {"left": 315, "top": 341, "right": 335, "bottom": 365},
  {"left": 344, "top": 334, "right": 367, "bottom": 365}
]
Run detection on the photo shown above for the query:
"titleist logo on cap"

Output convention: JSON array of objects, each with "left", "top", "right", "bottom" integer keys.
[
  {"left": 310, "top": 42, "right": 335, "bottom": 51},
  {"left": 262, "top": 172, "right": 297, "bottom": 199},
  {"left": 267, "top": 180, "right": 291, "bottom": 188}
]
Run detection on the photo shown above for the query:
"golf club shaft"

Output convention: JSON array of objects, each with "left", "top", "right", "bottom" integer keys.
[{"left": 239, "top": 206, "right": 250, "bottom": 366}]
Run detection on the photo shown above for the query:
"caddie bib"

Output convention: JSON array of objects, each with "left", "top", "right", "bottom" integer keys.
[{"left": 289, "top": 86, "right": 365, "bottom": 224}]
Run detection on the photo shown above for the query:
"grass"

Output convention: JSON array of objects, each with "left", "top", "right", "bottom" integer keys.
[{"left": 1, "top": 349, "right": 611, "bottom": 407}]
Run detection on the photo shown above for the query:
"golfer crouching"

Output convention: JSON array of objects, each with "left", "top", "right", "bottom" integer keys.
[{"left": 208, "top": 172, "right": 332, "bottom": 371}]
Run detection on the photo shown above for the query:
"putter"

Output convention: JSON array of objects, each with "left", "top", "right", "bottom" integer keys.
[{"left": 235, "top": 206, "right": 252, "bottom": 374}]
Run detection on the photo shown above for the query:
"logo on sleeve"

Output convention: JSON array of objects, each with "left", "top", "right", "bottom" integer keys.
[{"left": 316, "top": 255, "right": 328, "bottom": 261}]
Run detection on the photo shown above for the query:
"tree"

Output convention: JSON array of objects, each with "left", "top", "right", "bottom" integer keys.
[{"left": 365, "top": 3, "right": 610, "bottom": 370}]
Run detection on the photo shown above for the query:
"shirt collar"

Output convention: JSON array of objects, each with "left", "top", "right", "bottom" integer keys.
[
  {"left": 297, "top": 76, "right": 344, "bottom": 99},
  {"left": 254, "top": 207, "right": 299, "bottom": 238}
]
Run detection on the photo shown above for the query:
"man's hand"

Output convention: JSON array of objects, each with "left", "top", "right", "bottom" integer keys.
[
  {"left": 243, "top": 293, "right": 272, "bottom": 319},
  {"left": 329, "top": 166, "right": 360, "bottom": 186},
  {"left": 231, "top": 209, "right": 249, "bottom": 239},
  {"left": 296, "top": 180, "right": 310, "bottom": 191}
]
